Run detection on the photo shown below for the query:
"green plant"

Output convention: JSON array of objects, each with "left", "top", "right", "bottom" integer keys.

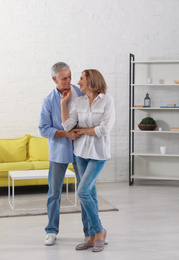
[{"left": 139, "top": 117, "right": 156, "bottom": 125}]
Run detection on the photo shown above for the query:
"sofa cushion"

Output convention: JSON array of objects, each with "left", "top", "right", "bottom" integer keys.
[
  {"left": 0, "top": 161, "right": 34, "bottom": 171},
  {"left": 28, "top": 136, "right": 49, "bottom": 161},
  {"left": 32, "top": 161, "right": 74, "bottom": 171},
  {"left": 32, "top": 161, "right": 49, "bottom": 169},
  {"left": 0, "top": 135, "right": 29, "bottom": 163},
  {"left": 0, "top": 161, "right": 49, "bottom": 172},
  {"left": 0, "top": 147, "right": 6, "bottom": 162},
  {"left": 0, "top": 171, "right": 8, "bottom": 177}
]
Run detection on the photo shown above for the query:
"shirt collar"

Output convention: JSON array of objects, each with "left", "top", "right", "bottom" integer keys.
[
  {"left": 84, "top": 93, "right": 104, "bottom": 100},
  {"left": 98, "top": 93, "right": 104, "bottom": 99},
  {"left": 55, "top": 87, "right": 62, "bottom": 96}
]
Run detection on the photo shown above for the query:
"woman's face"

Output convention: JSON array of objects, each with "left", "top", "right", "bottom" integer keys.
[{"left": 78, "top": 72, "right": 88, "bottom": 93}]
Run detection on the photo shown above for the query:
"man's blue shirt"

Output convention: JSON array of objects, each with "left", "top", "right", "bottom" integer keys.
[{"left": 39, "top": 84, "right": 82, "bottom": 163}]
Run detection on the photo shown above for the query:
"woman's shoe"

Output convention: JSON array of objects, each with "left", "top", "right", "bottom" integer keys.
[
  {"left": 92, "top": 229, "right": 107, "bottom": 253},
  {"left": 75, "top": 240, "right": 94, "bottom": 250}
]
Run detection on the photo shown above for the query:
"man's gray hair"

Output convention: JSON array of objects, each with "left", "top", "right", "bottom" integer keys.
[{"left": 51, "top": 62, "right": 70, "bottom": 78}]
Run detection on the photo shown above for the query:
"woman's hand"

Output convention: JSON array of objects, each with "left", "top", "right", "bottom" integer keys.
[
  {"left": 67, "top": 130, "right": 81, "bottom": 140},
  {"left": 71, "top": 129, "right": 83, "bottom": 135},
  {"left": 61, "top": 90, "right": 72, "bottom": 104},
  {"left": 71, "top": 128, "right": 96, "bottom": 136},
  {"left": 60, "top": 90, "right": 72, "bottom": 123}
]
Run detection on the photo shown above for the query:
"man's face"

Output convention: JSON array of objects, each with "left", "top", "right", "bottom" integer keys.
[{"left": 53, "top": 69, "right": 71, "bottom": 93}]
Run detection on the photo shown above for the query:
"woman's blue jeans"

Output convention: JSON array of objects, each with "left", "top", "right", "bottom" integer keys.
[
  {"left": 45, "top": 160, "right": 88, "bottom": 236},
  {"left": 75, "top": 156, "right": 106, "bottom": 237}
]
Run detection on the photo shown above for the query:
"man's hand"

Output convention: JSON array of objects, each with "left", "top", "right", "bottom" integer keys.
[
  {"left": 54, "top": 129, "right": 81, "bottom": 139},
  {"left": 71, "top": 128, "right": 96, "bottom": 136},
  {"left": 71, "top": 128, "right": 83, "bottom": 135}
]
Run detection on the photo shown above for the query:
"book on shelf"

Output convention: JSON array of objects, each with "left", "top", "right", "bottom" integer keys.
[
  {"left": 166, "top": 104, "right": 176, "bottom": 107},
  {"left": 135, "top": 105, "right": 144, "bottom": 107},
  {"left": 160, "top": 106, "right": 179, "bottom": 108},
  {"left": 171, "top": 128, "right": 179, "bottom": 131}
]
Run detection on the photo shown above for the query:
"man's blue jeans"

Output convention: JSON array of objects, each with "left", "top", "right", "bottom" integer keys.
[
  {"left": 75, "top": 156, "right": 106, "bottom": 237},
  {"left": 45, "top": 160, "right": 88, "bottom": 236}
]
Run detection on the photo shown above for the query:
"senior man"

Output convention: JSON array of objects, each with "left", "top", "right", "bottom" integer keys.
[{"left": 39, "top": 62, "right": 88, "bottom": 246}]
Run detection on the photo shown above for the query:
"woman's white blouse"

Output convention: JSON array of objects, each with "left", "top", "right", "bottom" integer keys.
[{"left": 62, "top": 93, "right": 115, "bottom": 160}]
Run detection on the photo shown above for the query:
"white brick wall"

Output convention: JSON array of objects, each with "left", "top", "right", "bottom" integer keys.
[{"left": 0, "top": 0, "right": 179, "bottom": 182}]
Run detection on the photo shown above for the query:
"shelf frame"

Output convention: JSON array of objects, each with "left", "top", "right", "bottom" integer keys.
[{"left": 129, "top": 53, "right": 135, "bottom": 186}]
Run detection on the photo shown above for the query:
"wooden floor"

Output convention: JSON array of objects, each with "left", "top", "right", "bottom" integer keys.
[{"left": 0, "top": 181, "right": 179, "bottom": 260}]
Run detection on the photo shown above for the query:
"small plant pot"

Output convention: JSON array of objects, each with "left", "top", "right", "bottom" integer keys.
[{"left": 138, "top": 124, "right": 157, "bottom": 131}]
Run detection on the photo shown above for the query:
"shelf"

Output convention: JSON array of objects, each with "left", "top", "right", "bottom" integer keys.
[
  {"left": 131, "top": 84, "right": 178, "bottom": 87},
  {"left": 131, "top": 153, "right": 179, "bottom": 157},
  {"left": 130, "top": 175, "right": 179, "bottom": 181},
  {"left": 131, "top": 60, "right": 179, "bottom": 64},
  {"left": 131, "top": 107, "right": 179, "bottom": 110},
  {"left": 131, "top": 130, "right": 179, "bottom": 134}
]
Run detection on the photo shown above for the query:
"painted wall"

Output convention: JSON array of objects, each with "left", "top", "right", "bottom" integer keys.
[{"left": 0, "top": 0, "right": 179, "bottom": 182}]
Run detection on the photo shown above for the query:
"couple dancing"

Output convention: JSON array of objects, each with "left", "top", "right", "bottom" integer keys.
[{"left": 39, "top": 62, "right": 115, "bottom": 253}]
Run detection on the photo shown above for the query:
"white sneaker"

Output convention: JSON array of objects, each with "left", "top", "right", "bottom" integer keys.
[
  {"left": 104, "top": 238, "right": 108, "bottom": 245},
  {"left": 44, "top": 233, "right": 56, "bottom": 246}
]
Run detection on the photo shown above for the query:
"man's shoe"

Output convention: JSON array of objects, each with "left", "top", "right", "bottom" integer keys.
[
  {"left": 75, "top": 240, "right": 94, "bottom": 250},
  {"left": 104, "top": 238, "right": 108, "bottom": 245},
  {"left": 44, "top": 233, "right": 56, "bottom": 246}
]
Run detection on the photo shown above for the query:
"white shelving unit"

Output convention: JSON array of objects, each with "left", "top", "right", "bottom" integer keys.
[{"left": 129, "top": 53, "right": 179, "bottom": 185}]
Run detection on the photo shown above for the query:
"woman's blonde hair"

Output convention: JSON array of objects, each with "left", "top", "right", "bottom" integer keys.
[{"left": 83, "top": 69, "right": 107, "bottom": 94}]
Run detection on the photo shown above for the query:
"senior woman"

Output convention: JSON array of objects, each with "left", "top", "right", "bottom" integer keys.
[{"left": 61, "top": 69, "right": 115, "bottom": 253}]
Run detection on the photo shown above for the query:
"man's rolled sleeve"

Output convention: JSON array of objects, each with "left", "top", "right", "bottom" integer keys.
[{"left": 39, "top": 98, "right": 58, "bottom": 139}]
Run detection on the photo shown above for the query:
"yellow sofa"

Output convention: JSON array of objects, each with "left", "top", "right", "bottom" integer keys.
[{"left": 0, "top": 135, "right": 74, "bottom": 187}]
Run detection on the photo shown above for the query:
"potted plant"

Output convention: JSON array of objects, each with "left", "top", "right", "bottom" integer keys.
[{"left": 138, "top": 117, "right": 157, "bottom": 131}]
